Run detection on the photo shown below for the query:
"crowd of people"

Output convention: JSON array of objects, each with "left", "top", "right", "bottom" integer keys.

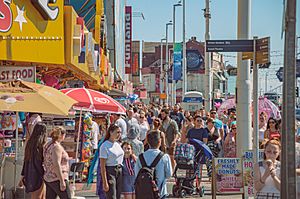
[{"left": 18, "top": 102, "right": 300, "bottom": 199}]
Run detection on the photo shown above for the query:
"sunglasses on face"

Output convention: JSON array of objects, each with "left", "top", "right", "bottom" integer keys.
[
  {"left": 210, "top": 112, "right": 216, "bottom": 114},
  {"left": 232, "top": 127, "right": 237, "bottom": 130}
]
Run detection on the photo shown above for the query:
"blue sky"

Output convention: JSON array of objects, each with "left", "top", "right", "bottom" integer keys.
[{"left": 126, "top": 0, "right": 300, "bottom": 94}]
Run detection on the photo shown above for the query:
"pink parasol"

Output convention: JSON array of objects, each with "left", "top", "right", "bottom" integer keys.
[{"left": 217, "top": 97, "right": 281, "bottom": 119}]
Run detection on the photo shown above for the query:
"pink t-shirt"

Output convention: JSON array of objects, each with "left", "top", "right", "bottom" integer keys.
[{"left": 43, "top": 141, "right": 69, "bottom": 182}]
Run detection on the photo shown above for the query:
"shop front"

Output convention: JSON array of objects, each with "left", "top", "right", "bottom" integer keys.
[
  {"left": 0, "top": 1, "right": 110, "bottom": 196},
  {"left": 0, "top": 0, "right": 109, "bottom": 89}
]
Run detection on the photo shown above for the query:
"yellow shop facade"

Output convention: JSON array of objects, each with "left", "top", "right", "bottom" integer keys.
[{"left": 0, "top": 0, "right": 110, "bottom": 90}]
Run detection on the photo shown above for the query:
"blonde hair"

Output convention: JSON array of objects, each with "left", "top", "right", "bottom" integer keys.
[{"left": 50, "top": 126, "right": 66, "bottom": 141}]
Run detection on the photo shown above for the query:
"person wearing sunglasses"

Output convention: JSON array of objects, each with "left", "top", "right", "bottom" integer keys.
[
  {"left": 206, "top": 117, "right": 221, "bottom": 177},
  {"left": 224, "top": 122, "right": 237, "bottom": 158},
  {"left": 264, "top": 117, "right": 280, "bottom": 141},
  {"left": 186, "top": 115, "right": 208, "bottom": 189}
]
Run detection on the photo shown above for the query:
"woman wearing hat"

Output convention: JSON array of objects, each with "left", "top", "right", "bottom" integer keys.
[{"left": 122, "top": 123, "right": 144, "bottom": 156}]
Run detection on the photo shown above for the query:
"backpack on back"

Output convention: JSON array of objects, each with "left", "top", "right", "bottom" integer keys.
[{"left": 135, "top": 152, "right": 164, "bottom": 199}]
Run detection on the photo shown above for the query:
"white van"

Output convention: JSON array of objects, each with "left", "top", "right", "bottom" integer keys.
[{"left": 181, "top": 91, "right": 204, "bottom": 113}]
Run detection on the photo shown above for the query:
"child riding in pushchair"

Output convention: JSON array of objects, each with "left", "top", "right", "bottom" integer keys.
[{"left": 172, "top": 139, "right": 213, "bottom": 198}]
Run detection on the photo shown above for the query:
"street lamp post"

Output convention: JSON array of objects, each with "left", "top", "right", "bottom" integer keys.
[
  {"left": 161, "top": 38, "right": 166, "bottom": 104},
  {"left": 166, "top": 21, "right": 173, "bottom": 105},
  {"left": 182, "top": 0, "right": 187, "bottom": 101},
  {"left": 204, "top": 0, "right": 212, "bottom": 112},
  {"left": 172, "top": 2, "right": 182, "bottom": 106}
]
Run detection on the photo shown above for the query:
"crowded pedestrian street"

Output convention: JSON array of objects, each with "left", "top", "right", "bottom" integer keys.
[{"left": 0, "top": 0, "right": 300, "bottom": 199}]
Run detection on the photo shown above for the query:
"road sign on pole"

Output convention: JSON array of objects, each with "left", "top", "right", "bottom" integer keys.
[
  {"left": 242, "top": 37, "right": 270, "bottom": 64},
  {"left": 206, "top": 40, "right": 254, "bottom": 52}
]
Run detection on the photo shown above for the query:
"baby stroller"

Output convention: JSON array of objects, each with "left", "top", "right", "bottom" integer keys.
[{"left": 172, "top": 139, "right": 213, "bottom": 198}]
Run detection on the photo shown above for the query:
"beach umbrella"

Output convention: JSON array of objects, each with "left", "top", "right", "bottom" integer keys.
[
  {"left": 0, "top": 80, "right": 77, "bottom": 191},
  {"left": 61, "top": 87, "right": 126, "bottom": 114}
]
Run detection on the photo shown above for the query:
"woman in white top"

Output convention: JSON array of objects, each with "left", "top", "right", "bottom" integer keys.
[
  {"left": 100, "top": 124, "right": 124, "bottom": 199},
  {"left": 254, "top": 139, "right": 281, "bottom": 199},
  {"left": 138, "top": 111, "right": 150, "bottom": 142},
  {"left": 259, "top": 112, "right": 268, "bottom": 147}
]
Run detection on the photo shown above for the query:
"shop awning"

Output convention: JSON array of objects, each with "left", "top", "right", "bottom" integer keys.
[{"left": 108, "top": 88, "right": 128, "bottom": 97}]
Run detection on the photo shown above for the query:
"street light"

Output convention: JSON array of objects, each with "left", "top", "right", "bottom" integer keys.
[
  {"left": 166, "top": 21, "right": 173, "bottom": 104},
  {"left": 172, "top": 1, "right": 182, "bottom": 106},
  {"left": 160, "top": 38, "right": 166, "bottom": 104},
  {"left": 182, "top": 0, "right": 187, "bottom": 102}
]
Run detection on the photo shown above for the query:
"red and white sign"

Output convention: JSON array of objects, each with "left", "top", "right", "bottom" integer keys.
[
  {"left": 0, "top": 66, "right": 36, "bottom": 82},
  {"left": 0, "top": 0, "right": 13, "bottom": 32},
  {"left": 125, "top": 6, "right": 132, "bottom": 74}
]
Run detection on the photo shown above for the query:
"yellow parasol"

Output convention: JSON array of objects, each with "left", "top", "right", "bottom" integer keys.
[
  {"left": 0, "top": 80, "right": 77, "bottom": 115},
  {"left": 0, "top": 80, "right": 77, "bottom": 191}
]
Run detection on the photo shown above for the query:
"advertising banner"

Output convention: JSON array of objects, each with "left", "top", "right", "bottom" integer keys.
[
  {"left": 173, "top": 43, "right": 182, "bottom": 80},
  {"left": 187, "top": 50, "right": 204, "bottom": 73},
  {"left": 0, "top": 0, "right": 64, "bottom": 64},
  {"left": 132, "top": 53, "right": 139, "bottom": 76},
  {"left": 213, "top": 158, "right": 243, "bottom": 198},
  {"left": 0, "top": 66, "right": 35, "bottom": 82},
  {"left": 125, "top": 6, "right": 132, "bottom": 74},
  {"left": 243, "top": 150, "right": 264, "bottom": 198}
]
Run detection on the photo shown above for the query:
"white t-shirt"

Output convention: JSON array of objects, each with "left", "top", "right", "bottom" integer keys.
[
  {"left": 139, "top": 121, "right": 149, "bottom": 141},
  {"left": 91, "top": 121, "right": 99, "bottom": 150},
  {"left": 115, "top": 118, "right": 127, "bottom": 139},
  {"left": 99, "top": 140, "right": 124, "bottom": 166}
]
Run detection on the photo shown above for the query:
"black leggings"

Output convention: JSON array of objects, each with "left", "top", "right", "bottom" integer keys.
[
  {"left": 45, "top": 180, "right": 71, "bottom": 199},
  {"left": 105, "top": 165, "right": 123, "bottom": 199}
]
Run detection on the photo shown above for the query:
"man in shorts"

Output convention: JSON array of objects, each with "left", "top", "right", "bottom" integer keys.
[{"left": 159, "top": 108, "right": 179, "bottom": 171}]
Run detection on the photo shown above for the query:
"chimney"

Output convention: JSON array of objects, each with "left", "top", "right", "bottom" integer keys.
[{"left": 191, "top": 36, "right": 197, "bottom": 41}]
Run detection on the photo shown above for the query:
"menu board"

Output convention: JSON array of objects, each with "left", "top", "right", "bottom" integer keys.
[
  {"left": 243, "top": 150, "right": 264, "bottom": 197},
  {"left": 213, "top": 158, "right": 243, "bottom": 197}
]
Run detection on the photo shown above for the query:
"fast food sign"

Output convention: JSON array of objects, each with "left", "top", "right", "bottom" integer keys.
[{"left": 0, "top": 66, "right": 36, "bottom": 82}]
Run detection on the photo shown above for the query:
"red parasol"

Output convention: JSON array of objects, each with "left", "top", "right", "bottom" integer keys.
[{"left": 61, "top": 88, "right": 126, "bottom": 114}]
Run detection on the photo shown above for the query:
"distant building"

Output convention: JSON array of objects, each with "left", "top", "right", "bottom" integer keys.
[{"left": 142, "top": 37, "right": 227, "bottom": 103}]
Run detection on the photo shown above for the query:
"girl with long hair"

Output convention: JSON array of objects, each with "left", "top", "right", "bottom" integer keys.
[
  {"left": 254, "top": 139, "right": 281, "bottom": 198},
  {"left": 264, "top": 118, "right": 280, "bottom": 140},
  {"left": 20, "top": 122, "right": 47, "bottom": 199},
  {"left": 99, "top": 124, "right": 124, "bottom": 199}
]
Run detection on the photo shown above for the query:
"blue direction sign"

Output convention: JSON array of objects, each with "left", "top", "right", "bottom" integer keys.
[
  {"left": 276, "top": 59, "right": 300, "bottom": 82},
  {"left": 206, "top": 40, "right": 254, "bottom": 52}
]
